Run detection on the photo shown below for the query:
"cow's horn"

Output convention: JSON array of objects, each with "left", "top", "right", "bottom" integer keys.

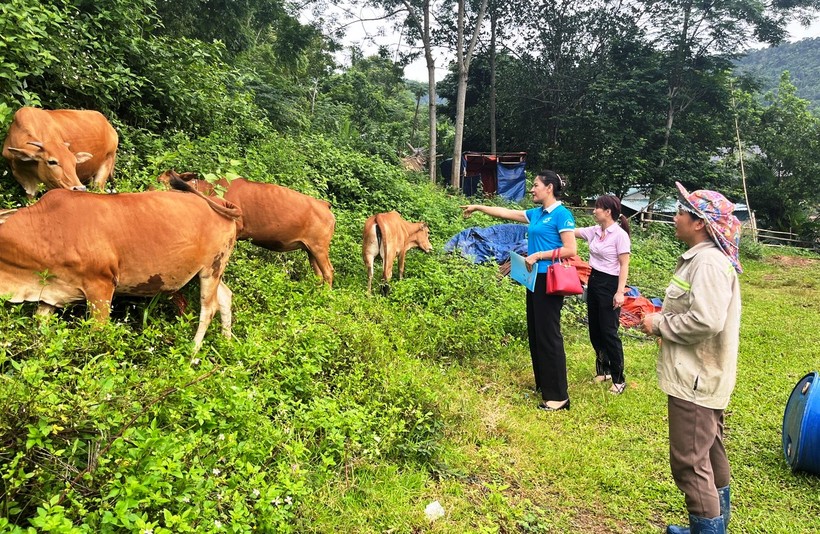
[{"left": 26, "top": 141, "right": 44, "bottom": 149}]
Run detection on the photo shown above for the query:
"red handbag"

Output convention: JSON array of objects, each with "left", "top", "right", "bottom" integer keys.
[{"left": 546, "top": 250, "right": 584, "bottom": 296}]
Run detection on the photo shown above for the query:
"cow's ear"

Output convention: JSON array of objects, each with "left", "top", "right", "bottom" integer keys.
[
  {"left": 5, "top": 147, "right": 38, "bottom": 161},
  {"left": 74, "top": 152, "right": 93, "bottom": 164}
]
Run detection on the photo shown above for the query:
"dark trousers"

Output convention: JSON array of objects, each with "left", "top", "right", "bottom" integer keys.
[
  {"left": 587, "top": 269, "right": 625, "bottom": 384},
  {"left": 526, "top": 273, "right": 569, "bottom": 402},
  {"left": 668, "top": 395, "right": 730, "bottom": 518}
]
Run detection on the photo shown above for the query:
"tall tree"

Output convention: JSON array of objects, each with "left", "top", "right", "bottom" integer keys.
[
  {"left": 448, "top": 0, "right": 489, "bottom": 190},
  {"left": 640, "top": 0, "right": 820, "bottom": 192},
  {"left": 741, "top": 72, "right": 820, "bottom": 235},
  {"left": 334, "top": 0, "right": 444, "bottom": 183}
]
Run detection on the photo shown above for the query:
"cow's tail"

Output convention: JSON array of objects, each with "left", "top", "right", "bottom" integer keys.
[
  {"left": 374, "top": 222, "right": 384, "bottom": 258},
  {"left": 169, "top": 175, "right": 242, "bottom": 222}
]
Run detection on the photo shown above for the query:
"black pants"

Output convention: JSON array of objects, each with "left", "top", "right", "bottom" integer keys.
[
  {"left": 526, "top": 273, "right": 569, "bottom": 402},
  {"left": 587, "top": 269, "right": 625, "bottom": 384}
]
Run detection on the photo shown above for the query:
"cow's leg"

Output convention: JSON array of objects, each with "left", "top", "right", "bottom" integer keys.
[
  {"left": 398, "top": 250, "right": 407, "bottom": 280},
  {"left": 308, "top": 254, "right": 322, "bottom": 278},
  {"left": 380, "top": 249, "right": 397, "bottom": 296},
  {"left": 308, "top": 247, "right": 334, "bottom": 288},
  {"left": 35, "top": 303, "right": 57, "bottom": 317},
  {"left": 83, "top": 281, "right": 115, "bottom": 323},
  {"left": 92, "top": 155, "right": 116, "bottom": 191},
  {"left": 362, "top": 237, "right": 379, "bottom": 295},
  {"left": 170, "top": 291, "right": 189, "bottom": 315},
  {"left": 216, "top": 281, "right": 232, "bottom": 339},
  {"left": 193, "top": 274, "right": 221, "bottom": 353}
]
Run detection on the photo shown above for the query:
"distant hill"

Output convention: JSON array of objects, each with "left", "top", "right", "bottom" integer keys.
[{"left": 736, "top": 38, "right": 820, "bottom": 109}]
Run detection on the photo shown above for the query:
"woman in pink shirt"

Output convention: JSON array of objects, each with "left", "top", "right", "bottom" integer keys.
[{"left": 575, "top": 195, "right": 631, "bottom": 394}]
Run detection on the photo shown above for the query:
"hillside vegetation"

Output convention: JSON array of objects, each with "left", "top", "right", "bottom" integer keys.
[{"left": 738, "top": 38, "right": 820, "bottom": 108}]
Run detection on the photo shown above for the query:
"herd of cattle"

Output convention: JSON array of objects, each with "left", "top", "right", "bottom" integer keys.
[{"left": 0, "top": 107, "right": 433, "bottom": 351}]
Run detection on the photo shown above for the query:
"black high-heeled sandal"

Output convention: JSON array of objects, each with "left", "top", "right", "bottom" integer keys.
[
  {"left": 610, "top": 383, "right": 626, "bottom": 395},
  {"left": 537, "top": 399, "right": 570, "bottom": 411}
]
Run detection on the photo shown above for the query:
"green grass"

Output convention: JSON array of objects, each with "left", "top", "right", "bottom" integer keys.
[{"left": 301, "top": 252, "right": 820, "bottom": 533}]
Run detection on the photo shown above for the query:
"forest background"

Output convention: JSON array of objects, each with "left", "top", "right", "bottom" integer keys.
[{"left": 1, "top": 0, "right": 820, "bottom": 532}]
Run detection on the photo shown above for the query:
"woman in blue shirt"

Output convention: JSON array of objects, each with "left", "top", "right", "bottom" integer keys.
[{"left": 462, "top": 170, "right": 577, "bottom": 411}]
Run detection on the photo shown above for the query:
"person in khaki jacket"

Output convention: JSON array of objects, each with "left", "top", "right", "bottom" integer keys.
[{"left": 641, "top": 182, "right": 742, "bottom": 534}]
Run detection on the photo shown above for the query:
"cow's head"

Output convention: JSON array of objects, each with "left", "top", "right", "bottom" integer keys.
[
  {"left": 5, "top": 141, "right": 90, "bottom": 191},
  {"left": 157, "top": 170, "right": 217, "bottom": 195},
  {"left": 416, "top": 222, "right": 433, "bottom": 253}
]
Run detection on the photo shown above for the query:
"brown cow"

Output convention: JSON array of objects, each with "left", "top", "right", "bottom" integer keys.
[
  {"left": 0, "top": 177, "right": 241, "bottom": 352},
  {"left": 158, "top": 170, "right": 335, "bottom": 286},
  {"left": 2, "top": 107, "right": 118, "bottom": 198},
  {"left": 362, "top": 211, "right": 433, "bottom": 294}
]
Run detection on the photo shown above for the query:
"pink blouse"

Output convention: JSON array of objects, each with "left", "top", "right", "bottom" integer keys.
[{"left": 577, "top": 224, "right": 631, "bottom": 276}]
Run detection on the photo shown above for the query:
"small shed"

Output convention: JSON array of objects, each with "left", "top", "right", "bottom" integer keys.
[{"left": 441, "top": 152, "right": 527, "bottom": 201}]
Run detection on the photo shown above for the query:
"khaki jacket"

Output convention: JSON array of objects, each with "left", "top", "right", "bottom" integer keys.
[{"left": 650, "top": 241, "right": 741, "bottom": 409}]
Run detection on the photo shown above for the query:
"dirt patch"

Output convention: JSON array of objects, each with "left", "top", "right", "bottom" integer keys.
[{"left": 767, "top": 255, "right": 819, "bottom": 268}]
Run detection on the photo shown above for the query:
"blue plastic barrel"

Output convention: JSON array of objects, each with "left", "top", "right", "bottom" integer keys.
[{"left": 782, "top": 372, "right": 820, "bottom": 474}]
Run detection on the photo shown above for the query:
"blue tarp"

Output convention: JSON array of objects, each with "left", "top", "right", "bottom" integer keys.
[
  {"left": 497, "top": 162, "right": 526, "bottom": 201},
  {"left": 444, "top": 224, "right": 528, "bottom": 264}
]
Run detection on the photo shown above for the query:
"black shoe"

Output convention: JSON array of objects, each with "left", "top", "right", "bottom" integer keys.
[{"left": 537, "top": 399, "right": 570, "bottom": 411}]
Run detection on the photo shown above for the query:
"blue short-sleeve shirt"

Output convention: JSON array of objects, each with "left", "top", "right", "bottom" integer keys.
[{"left": 525, "top": 202, "right": 576, "bottom": 273}]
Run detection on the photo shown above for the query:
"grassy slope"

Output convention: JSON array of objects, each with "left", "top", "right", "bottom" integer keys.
[{"left": 306, "top": 253, "right": 820, "bottom": 533}]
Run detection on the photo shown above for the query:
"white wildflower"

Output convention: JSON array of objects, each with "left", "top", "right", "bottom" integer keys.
[
  {"left": 284, "top": 495, "right": 293, "bottom": 505},
  {"left": 191, "top": 357, "right": 200, "bottom": 366},
  {"left": 252, "top": 488, "right": 260, "bottom": 498},
  {"left": 212, "top": 468, "right": 221, "bottom": 476},
  {"left": 218, "top": 433, "right": 225, "bottom": 441},
  {"left": 214, "top": 520, "right": 222, "bottom": 529}
]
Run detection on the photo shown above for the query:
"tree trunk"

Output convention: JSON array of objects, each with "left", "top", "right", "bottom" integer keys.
[
  {"left": 450, "top": 0, "right": 488, "bottom": 191},
  {"left": 427, "top": 60, "right": 437, "bottom": 184},
  {"left": 489, "top": 12, "right": 497, "bottom": 154},
  {"left": 423, "top": 0, "right": 437, "bottom": 184},
  {"left": 451, "top": 0, "right": 467, "bottom": 191}
]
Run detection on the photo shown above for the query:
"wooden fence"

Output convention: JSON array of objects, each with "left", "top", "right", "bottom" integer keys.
[{"left": 570, "top": 206, "right": 818, "bottom": 251}]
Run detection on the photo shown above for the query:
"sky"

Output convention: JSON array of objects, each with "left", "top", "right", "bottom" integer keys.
[{"left": 320, "top": 7, "right": 820, "bottom": 83}]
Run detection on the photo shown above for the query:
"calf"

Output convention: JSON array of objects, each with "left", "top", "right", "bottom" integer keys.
[
  {"left": 362, "top": 211, "right": 433, "bottom": 294},
  {"left": 158, "top": 171, "right": 335, "bottom": 286}
]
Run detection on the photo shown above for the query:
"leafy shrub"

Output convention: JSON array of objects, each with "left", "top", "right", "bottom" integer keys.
[{"left": 740, "top": 233, "right": 765, "bottom": 261}]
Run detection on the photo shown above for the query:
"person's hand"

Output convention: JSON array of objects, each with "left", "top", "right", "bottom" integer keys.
[
  {"left": 460, "top": 205, "right": 477, "bottom": 218},
  {"left": 613, "top": 291, "right": 625, "bottom": 309},
  {"left": 524, "top": 253, "right": 539, "bottom": 272},
  {"left": 641, "top": 313, "right": 657, "bottom": 335}
]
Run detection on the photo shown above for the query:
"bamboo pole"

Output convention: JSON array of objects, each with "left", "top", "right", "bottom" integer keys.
[{"left": 730, "top": 80, "right": 757, "bottom": 242}]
